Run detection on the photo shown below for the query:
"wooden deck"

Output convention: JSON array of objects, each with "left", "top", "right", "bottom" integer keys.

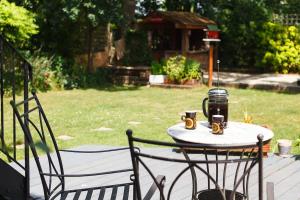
[{"left": 11, "top": 145, "right": 300, "bottom": 200}]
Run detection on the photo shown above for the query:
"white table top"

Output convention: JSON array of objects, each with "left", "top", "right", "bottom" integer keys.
[{"left": 167, "top": 121, "right": 274, "bottom": 147}]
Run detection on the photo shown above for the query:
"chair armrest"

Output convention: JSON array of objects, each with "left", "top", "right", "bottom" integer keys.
[
  {"left": 59, "top": 147, "right": 131, "bottom": 154},
  {"left": 143, "top": 175, "right": 166, "bottom": 200},
  {"left": 42, "top": 168, "right": 133, "bottom": 178}
]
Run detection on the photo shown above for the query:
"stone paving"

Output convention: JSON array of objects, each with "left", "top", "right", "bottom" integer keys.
[{"left": 203, "top": 72, "right": 300, "bottom": 92}]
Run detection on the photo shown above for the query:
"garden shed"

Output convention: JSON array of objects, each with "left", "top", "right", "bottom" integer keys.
[{"left": 139, "top": 11, "right": 219, "bottom": 68}]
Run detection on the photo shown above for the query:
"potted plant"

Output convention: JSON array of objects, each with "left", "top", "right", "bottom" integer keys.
[
  {"left": 184, "top": 59, "right": 201, "bottom": 85},
  {"left": 277, "top": 139, "right": 292, "bottom": 157},
  {"left": 149, "top": 60, "right": 167, "bottom": 84},
  {"left": 163, "top": 55, "right": 201, "bottom": 85},
  {"left": 163, "top": 55, "right": 186, "bottom": 84}
]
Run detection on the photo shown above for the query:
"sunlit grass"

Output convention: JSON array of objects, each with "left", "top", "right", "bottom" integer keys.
[{"left": 1, "top": 85, "right": 300, "bottom": 161}]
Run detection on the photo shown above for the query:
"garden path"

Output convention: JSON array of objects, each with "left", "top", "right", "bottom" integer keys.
[{"left": 203, "top": 72, "right": 300, "bottom": 93}]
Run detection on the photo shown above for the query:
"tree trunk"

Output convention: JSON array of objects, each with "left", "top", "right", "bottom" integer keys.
[
  {"left": 119, "top": 0, "right": 136, "bottom": 61},
  {"left": 87, "top": 23, "right": 94, "bottom": 73},
  {"left": 122, "top": 0, "right": 136, "bottom": 29}
]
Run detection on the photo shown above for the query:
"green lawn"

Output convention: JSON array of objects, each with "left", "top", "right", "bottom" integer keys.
[{"left": 2, "top": 85, "right": 300, "bottom": 160}]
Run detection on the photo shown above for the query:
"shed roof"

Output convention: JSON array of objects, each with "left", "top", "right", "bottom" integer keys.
[{"left": 140, "top": 11, "right": 217, "bottom": 29}]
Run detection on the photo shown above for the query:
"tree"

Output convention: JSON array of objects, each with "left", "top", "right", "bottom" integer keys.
[
  {"left": 123, "top": 0, "right": 136, "bottom": 29},
  {"left": 9, "top": 0, "right": 40, "bottom": 12},
  {"left": 164, "top": 0, "right": 198, "bottom": 12},
  {"left": 12, "top": 0, "right": 124, "bottom": 72},
  {"left": 61, "top": 0, "right": 124, "bottom": 72},
  {"left": 191, "top": 0, "right": 272, "bottom": 68},
  {"left": 216, "top": 0, "right": 271, "bottom": 67},
  {"left": 0, "top": 0, "right": 38, "bottom": 46},
  {"left": 10, "top": 0, "right": 125, "bottom": 69},
  {"left": 136, "top": 0, "right": 162, "bottom": 16},
  {"left": 283, "top": 0, "right": 300, "bottom": 13}
]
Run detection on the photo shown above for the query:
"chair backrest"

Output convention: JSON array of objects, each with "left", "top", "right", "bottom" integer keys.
[
  {"left": 126, "top": 129, "right": 264, "bottom": 200},
  {"left": 10, "top": 91, "right": 64, "bottom": 199}
]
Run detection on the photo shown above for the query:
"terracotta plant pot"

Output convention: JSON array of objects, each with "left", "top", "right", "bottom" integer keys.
[
  {"left": 277, "top": 139, "right": 292, "bottom": 157},
  {"left": 182, "top": 79, "right": 200, "bottom": 85}
]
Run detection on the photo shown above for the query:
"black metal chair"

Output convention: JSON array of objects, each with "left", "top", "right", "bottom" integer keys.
[
  {"left": 10, "top": 91, "right": 163, "bottom": 200},
  {"left": 126, "top": 129, "right": 265, "bottom": 200}
]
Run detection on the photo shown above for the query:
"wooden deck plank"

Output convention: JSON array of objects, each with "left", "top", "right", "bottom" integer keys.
[
  {"left": 277, "top": 181, "right": 300, "bottom": 200},
  {"left": 248, "top": 155, "right": 295, "bottom": 184},
  {"left": 274, "top": 165, "right": 300, "bottom": 199},
  {"left": 63, "top": 148, "right": 177, "bottom": 190},
  {"left": 10, "top": 145, "right": 300, "bottom": 200},
  {"left": 31, "top": 150, "right": 134, "bottom": 195},
  {"left": 249, "top": 156, "right": 300, "bottom": 199}
]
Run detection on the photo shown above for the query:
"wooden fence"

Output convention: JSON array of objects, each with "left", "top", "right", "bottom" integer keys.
[{"left": 273, "top": 14, "right": 300, "bottom": 26}]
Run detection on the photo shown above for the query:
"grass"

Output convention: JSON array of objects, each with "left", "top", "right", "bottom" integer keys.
[{"left": 1, "top": 85, "right": 300, "bottom": 160}]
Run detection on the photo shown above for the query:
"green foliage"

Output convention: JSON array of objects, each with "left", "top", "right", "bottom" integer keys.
[
  {"left": 164, "top": 0, "right": 199, "bottom": 12},
  {"left": 257, "top": 22, "right": 300, "bottom": 73},
  {"left": 136, "top": 0, "right": 163, "bottom": 16},
  {"left": 185, "top": 59, "right": 201, "bottom": 80},
  {"left": 63, "top": 62, "right": 87, "bottom": 89},
  {"left": 61, "top": 63, "right": 113, "bottom": 89},
  {"left": 164, "top": 55, "right": 186, "bottom": 82},
  {"left": 163, "top": 55, "right": 201, "bottom": 83},
  {"left": 27, "top": 54, "right": 112, "bottom": 90},
  {"left": 21, "top": 49, "right": 114, "bottom": 92},
  {"left": 219, "top": 1, "right": 270, "bottom": 68},
  {"left": 10, "top": 0, "right": 124, "bottom": 60},
  {"left": 198, "top": 0, "right": 300, "bottom": 72},
  {"left": 123, "top": 30, "right": 152, "bottom": 66},
  {"left": 0, "top": 0, "right": 38, "bottom": 46},
  {"left": 295, "top": 138, "right": 300, "bottom": 147},
  {"left": 25, "top": 51, "right": 68, "bottom": 91},
  {"left": 194, "top": 1, "right": 271, "bottom": 69},
  {"left": 61, "top": 0, "right": 123, "bottom": 72},
  {"left": 63, "top": 0, "right": 123, "bottom": 27},
  {"left": 150, "top": 60, "right": 166, "bottom": 75},
  {"left": 83, "top": 68, "right": 113, "bottom": 88}
]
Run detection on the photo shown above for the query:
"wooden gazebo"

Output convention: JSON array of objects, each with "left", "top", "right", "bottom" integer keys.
[{"left": 139, "top": 11, "right": 218, "bottom": 68}]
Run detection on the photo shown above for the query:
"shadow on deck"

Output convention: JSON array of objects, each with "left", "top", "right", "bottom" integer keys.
[{"left": 10, "top": 145, "right": 300, "bottom": 200}]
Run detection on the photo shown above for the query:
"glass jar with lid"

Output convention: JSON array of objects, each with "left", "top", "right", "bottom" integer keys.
[{"left": 202, "top": 88, "right": 229, "bottom": 127}]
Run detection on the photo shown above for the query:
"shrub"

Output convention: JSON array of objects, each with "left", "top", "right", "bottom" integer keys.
[
  {"left": 150, "top": 60, "right": 166, "bottom": 75},
  {"left": 62, "top": 63, "right": 113, "bottom": 89},
  {"left": 0, "top": 0, "right": 38, "bottom": 47},
  {"left": 256, "top": 22, "right": 300, "bottom": 73},
  {"left": 295, "top": 137, "right": 300, "bottom": 148},
  {"left": 163, "top": 55, "right": 201, "bottom": 83},
  {"left": 164, "top": 55, "right": 186, "bottom": 83},
  {"left": 25, "top": 50, "right": 113, "bottom": 91},
  {"left": 83, "top": 68, "right": 113, "bottom": 88},
  {"left": 185, "top": 59, "right": 201, "bottom": 80},
  {"left": 62, "top": 61, "right": 87, "bottom": 89},
  {"left": 25, "top": 51, "right": 68, "bottom": 91}
]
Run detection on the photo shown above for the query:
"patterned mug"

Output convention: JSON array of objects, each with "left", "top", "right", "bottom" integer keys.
[
  {"left": 181, "top": 111, "right": 197, "bottom": 130},
  {"left": 211, "top": 115, "right": 225, "bottom": 134}
]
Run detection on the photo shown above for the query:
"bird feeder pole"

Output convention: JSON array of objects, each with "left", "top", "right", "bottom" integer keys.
[
  {"left": 208, "top": 45, "right": 214, "bottom": 87},
  {"left": 203, "top": 28, "right": 221, "bottom": 87}
]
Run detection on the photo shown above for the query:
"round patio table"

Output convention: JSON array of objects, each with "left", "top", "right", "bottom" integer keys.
[
  {"left": 167, "top": 121, "right": 274, "bottom": 200},
  {"left": 167, "top": 121, "right": 274, "bottom": 146}
]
